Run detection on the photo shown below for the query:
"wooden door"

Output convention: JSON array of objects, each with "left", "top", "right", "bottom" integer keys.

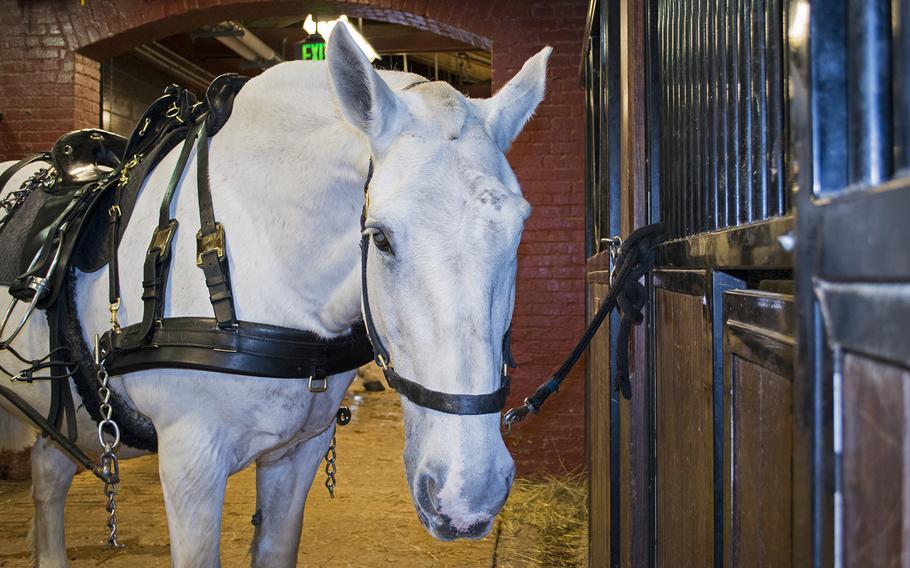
[
  {"left": 722, "top": 290, "right": 795, "bottom": 567},
  {"left": 790, "top": 0, "right": 910, "bottom": 564}
]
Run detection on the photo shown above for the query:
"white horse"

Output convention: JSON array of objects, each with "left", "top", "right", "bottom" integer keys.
[{"left": 0, "top": 24, "right": 549, "bottom": 567}]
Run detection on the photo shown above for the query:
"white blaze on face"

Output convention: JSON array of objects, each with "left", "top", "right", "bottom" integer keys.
[{"left": 328, "top": 22, "right": 550, "bottom": 540}]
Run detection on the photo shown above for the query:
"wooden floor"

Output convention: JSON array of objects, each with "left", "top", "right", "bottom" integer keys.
[{"left": 0, "top": 379, "right": 528, "bottom": 567}]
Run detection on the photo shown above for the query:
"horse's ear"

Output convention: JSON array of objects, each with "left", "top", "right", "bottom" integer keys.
[
  {"left": 328, "top": 22, "right": 400, "bottom": 147},
  {"left": 480, "top": 47, "right": 551, "bottom": 151}
]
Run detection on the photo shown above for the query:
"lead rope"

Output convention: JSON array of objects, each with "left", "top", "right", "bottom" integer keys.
[
  {"left": 502, "top": 223, "right": 664, "bottom": 431},
  {"left": 94, "top": 335, "right": 122, "bottom": 547}
]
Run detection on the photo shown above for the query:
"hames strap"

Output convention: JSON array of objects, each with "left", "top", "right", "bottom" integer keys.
[{"left": 100, "top": 106, "right": 373, "bottom": 385}]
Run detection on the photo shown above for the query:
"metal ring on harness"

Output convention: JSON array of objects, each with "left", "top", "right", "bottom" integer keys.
[{"left": 97, "top": 419, "right": 121, "bottom": 449}]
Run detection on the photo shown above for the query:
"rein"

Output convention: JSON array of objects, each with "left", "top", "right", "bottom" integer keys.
[
  {"left": 503, "top": 223, "right": 664, "bottom": 430},
  {"left": 356, "top": 82, "right": 665, "bottom": 421}
]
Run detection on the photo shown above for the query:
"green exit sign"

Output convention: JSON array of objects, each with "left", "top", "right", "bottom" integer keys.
[{"left": 298, "top": 34, "right": 326, "bottom": 61}]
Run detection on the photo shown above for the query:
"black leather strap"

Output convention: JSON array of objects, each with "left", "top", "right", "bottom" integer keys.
[
  {"left": 100, "top": 317, "right": 374, "bottom": 380},
  {"left": 0, "top": 383, "right": 104, "bottom": 479},
  {"left": 386, "top": 369, "right": 511, "bottom": 415},
  {"left": 359, "top": 157, "right": 514, "bottom": 415},
  {"left": 128, "top": 121, "right": 204, "bottom": 342},
  {"left": 503, "top": 223, "right": 665, "bottom": 427},
  {"left": 160, "top": 120, "right": 203, "bottom": 229},
  {"left": 195, "top": 129, "right": 237, "bottom": 328}
]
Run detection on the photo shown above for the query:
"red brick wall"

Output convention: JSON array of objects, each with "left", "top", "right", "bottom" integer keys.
[{"left": 0, "top": 0, "right": 588, "bottom": 477}]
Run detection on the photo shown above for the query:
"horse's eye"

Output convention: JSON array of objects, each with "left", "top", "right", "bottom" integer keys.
[{"left": 372, "top": 230, "right": 393, "bottom": 254}]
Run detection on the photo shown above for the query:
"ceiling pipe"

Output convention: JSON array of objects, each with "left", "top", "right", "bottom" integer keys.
[
  {"left": 215, "top": 35, "right": 259, "bottom": 61},
  {"left": 133, "top": 42, "right": 215, "bottom": 93},
  {"left": 211, "top": 21, "right": 284, "bottom": 66}
]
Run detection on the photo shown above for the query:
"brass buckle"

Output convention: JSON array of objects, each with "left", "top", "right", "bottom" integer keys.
[
  {"left": 109, "top": 298, "right": 121, "bottom": 333},
  {"left": 196, "top": 223, "right": 226, "bottom": 266},
  {"left": 119, "top": 153, "right": 143, "bottom": 188},
  {"left": 149, "top": 220, "right": 179, "bottom": 255},
  {"left": 308, "top": 376, "right": 328, "bottom": 393}
]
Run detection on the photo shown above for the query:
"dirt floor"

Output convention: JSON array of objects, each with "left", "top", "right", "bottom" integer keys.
[{"left": 0, "top": 374, "right": 586, "bottom": 567}]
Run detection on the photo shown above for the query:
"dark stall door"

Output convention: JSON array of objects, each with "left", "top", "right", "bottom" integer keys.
[{"left": 791, "top": 0, "right": 910, "bottom": 564}]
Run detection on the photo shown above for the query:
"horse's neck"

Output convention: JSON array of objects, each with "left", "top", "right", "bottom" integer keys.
[{"left": 178, "top": 64, "right": 372, "bottom": 337}]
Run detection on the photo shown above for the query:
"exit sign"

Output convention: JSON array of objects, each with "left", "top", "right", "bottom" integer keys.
[{"left": 297, "top": 34, "right": 326, "bottom": 61}]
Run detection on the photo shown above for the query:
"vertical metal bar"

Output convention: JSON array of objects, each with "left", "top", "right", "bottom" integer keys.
[
  {"left": 718, "top": 0, "right": 730, "bottom": 228},
  {"left": 681, "top": 0, "right": 695, "bottom": 235},
  {"left": 584, "top": 37, "right": 600, "bottom": 258},
  {"left": 728, "top": 0, "right": 741, "bottom": 226},
  {"left": 847, "top": 0, "right": 894, "bottom": 185},
  {"left": 689, "top": 0, "right": 705, "bottom": 233},
  {"left": 670, "top": 0, "right": 680, "bottom": 238},
  {"left": 697, "top": 0, "right": 708, "bottom": 233},
  {"left": 663, "top": 0, "right": 671, "bottom": 238},
  {"left": 811, "top": 0, "right": 849, "bottom": 195},
  {"left": 674, "top": 0, "right": 689, "bottom": 236},
  {"left": 894, "top": 0, "right": 910, "bottom": 172},
  {"left": 766, "top": 0, "right": 786, "bottom": 215},
  {"left": 607, "top": 0, "right": 622, "bottom": 244},
  {"left": 738, "top": 0, "right": 754, "bottom": 224},
  {"left": 708, "top": 0, "right": 721, "bottom": 231},
  {"left": 661, "top": 0, "right": 671, "bottom": 238},
  {"left": 751, "top": 0, "right": 769, "bottom": 221}
]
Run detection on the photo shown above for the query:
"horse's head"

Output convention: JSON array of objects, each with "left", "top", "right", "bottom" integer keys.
[{"left": 328, "top": 24, "right": 549, "bottom": 540}]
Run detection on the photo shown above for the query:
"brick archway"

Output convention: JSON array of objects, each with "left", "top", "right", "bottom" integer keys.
[{"left": 0, "top": 0, "right": 588, "bottom": 475}]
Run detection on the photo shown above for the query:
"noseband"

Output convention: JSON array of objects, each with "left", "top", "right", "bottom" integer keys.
[{"left": 359, "top": 160, "right": 516, "bottom": 416}]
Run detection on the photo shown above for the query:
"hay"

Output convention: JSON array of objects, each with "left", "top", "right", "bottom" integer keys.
[{"left": 494, "top": 471, "right": 588, "bottom": 567}]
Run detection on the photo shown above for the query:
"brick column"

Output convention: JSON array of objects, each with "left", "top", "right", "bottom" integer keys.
[{"left": 0, "top": 1, "right": 100, "bottom": 161}]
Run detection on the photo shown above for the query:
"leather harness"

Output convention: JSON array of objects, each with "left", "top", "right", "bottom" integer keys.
[
  {"left": 0, "top": 75, "right": 373, "bottom": 474},
  {"left": 96, "top": 108, "right": 374, "bottom": 389},
  {"left": 359, "top": 165, "right": 516, "bottom": 414},
  {"left": 354, "top": 80, "right": 518, "bottom": 416}
]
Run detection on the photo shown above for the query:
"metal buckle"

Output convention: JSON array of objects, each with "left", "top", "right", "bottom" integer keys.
[
  {"left": 149, "top": 220, "right": 179, "bottom": 255},
  {"left": 308, "top": 376, "right": 328, "bottom": 393},
  {"left": 196, "top": 223, "right": 226, "bottom": 266},
  {"left": 377, "top": 353, "right": 390, "bottom": 371},
  {"left": 165, "top": 102, "right": 185, "bottom": 123},
  {"left": 0, "top": 241, "right": 62, "bottom": 348},
  {"left": 119, "top": 153, "right": 142, "bottom": 188},
  {"left": 109, "top": 298, "right": 121, "bottom": 333}
]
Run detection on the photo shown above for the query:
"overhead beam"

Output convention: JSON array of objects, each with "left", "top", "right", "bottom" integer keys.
[{"left": 250, "top": 27, "right": 478, "bottom": 54}]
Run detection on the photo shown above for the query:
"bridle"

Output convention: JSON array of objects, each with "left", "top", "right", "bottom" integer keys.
[{"left": 358, "top": 158, "right": 516, "bottom": 416}]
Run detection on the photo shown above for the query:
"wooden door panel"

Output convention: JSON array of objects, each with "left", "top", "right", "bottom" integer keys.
[
  {"left": 654, "top": 271, "right": 713, "bottom": 567},
  {"left": 587, "top": 279, "right": 612, "bottom": 566},
  {"left": 723, "top": 290, "right": 795, "bottom": 568},
  {"left": 842, "top": 353, "right": 910, "bottom": 567},
  {"left": 732, "top": 359, "right": 792, "bottom": 567}
]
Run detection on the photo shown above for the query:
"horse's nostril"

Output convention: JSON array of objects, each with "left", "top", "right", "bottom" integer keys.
[{"left": 417, "top": 474, "right": 441, "bottom": 516}]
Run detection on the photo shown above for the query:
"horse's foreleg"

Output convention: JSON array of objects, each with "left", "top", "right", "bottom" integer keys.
[
  {"left": 250, "top": 425, "right": 335, "bottom": 568},
  {"left": 29, "top": 436, "right": 77, "bottom": 568},
  {"left": 157, "top": 428, "right": 230, "bottom": 568}
]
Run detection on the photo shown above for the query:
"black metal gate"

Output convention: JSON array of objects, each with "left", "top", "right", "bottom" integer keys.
[{"left": 583, "top": 0, "right": 910, "bottom": 565}]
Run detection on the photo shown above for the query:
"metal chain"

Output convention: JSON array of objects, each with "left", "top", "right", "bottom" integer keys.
[
  {"left": 0, "top": 166, "right": 56, "bottom": 230},
  {"left": 94, "top": 337, "right": 121, "bottom": 547},
  {"left": 324, "top": 435, "right": 337, "bottom": 498}
]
